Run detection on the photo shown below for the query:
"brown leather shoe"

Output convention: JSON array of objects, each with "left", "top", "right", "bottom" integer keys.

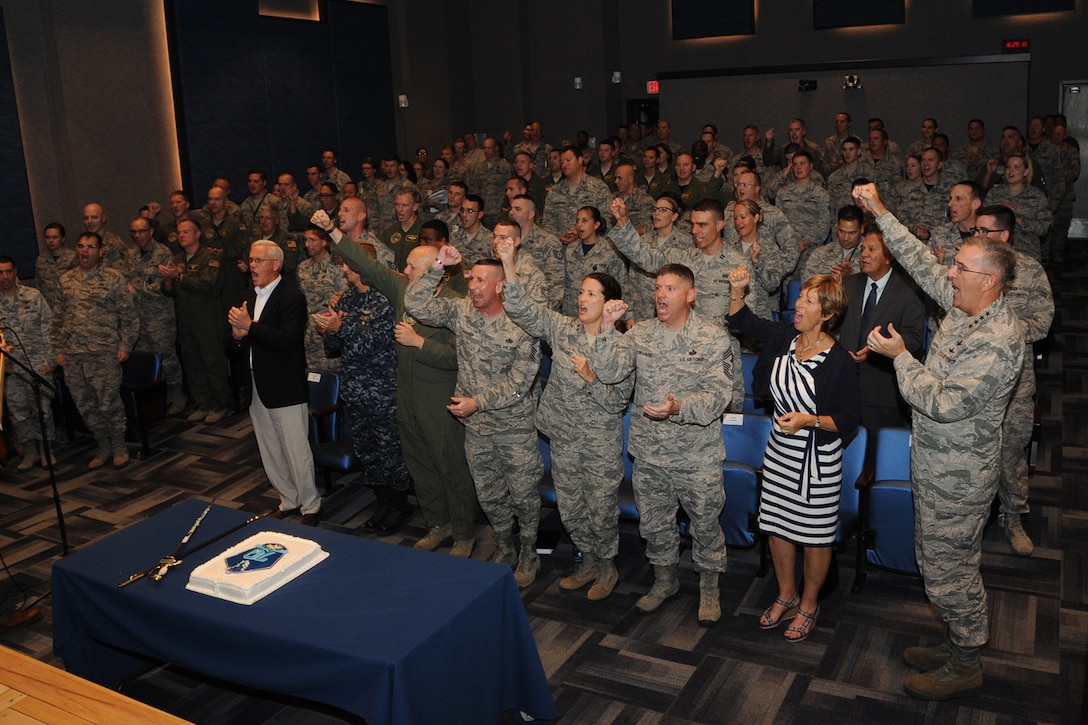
[
  {"left": 263, "top": 508, "right": 297, "bottom": 519},
  {"left": 300, "top": 512, "right": 321, "bottom": 527}
]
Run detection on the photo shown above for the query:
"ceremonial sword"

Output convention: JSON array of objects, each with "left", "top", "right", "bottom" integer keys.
[{"left": 118, "top": 507, "right": 267, "bottom": 588}]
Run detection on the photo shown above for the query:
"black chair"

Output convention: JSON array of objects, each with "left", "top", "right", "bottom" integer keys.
[
  {"left": 310, "top": 412, "right": 361, "bottom": 495},
  {"left": 120, "top": 351, "right": 166, "bottom": 460},
  {"left": 307, "top": 371, "right": 356, "bottom": 495}
]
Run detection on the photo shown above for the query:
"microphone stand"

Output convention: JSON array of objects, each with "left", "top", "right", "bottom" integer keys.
[{"left": 0, "top": 347, "right": 68, "bottom": 556}]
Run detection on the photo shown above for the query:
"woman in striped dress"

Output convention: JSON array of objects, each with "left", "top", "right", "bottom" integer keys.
[{"left": 726, "top": 268, "right": 861, "bottom": 642}]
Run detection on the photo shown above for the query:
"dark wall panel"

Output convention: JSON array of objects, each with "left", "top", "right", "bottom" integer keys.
[
  {"left": 814, "top": 0, "right": 904, "bottom": 29},
  {"left": 671, "top": 0, "right": 754, "bottom": 40},
  {"left": 0, "top": 7, "right": 39, "bottom": 275},
  {"left": 169, "top": 0, "right": 394, "bottom": 202}
]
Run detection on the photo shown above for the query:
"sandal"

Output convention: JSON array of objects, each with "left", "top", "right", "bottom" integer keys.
[
  {"left": 759, "top": 594, "right": 800, "bottom": 630},
  {"left": 784, "top": 606, "right": 820, "bottom": 642}
]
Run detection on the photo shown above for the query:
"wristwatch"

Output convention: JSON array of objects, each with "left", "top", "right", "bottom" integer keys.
[{"left": 814, "top": 416, "right": 821, "bottom": 429}]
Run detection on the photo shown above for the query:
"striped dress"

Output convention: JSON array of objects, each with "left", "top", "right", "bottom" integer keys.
[{"left": 759, "top": 339, "right": 844, "bottom": 546}]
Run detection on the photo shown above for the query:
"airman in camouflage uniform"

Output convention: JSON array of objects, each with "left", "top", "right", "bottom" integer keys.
[
  {"left": 82, "top": 204, "right": 129, "bottom": 273},
  {"left": 952, "top": 119, "right": 1000, "bottom": 181},
  {"left": 126, "top": 218, "right": 184, "bottom": 413},
  {"left": 561, "top": 208, "right": 627, "bottom": 318},
  {"left": 984, "top": 178, "right": 1052, "bottom": 262},
  {"left": 857, "top": 184, "right": 1024, "bottom": 701},
  {"left": 609, "top": 164, "right": 655, "bottom": 234},
  {"left": 405, "top": 252, "right": 543, "bottom": 587},
  {"left": 467, "top": 138, "right": 512, "bottom": 218},
  {"left": 161, "top": 220, "right": 228, "bottom": 423},
  {"left": 296, "top": 228, "right": 345, "bottom": 372},
  {"left": 52, "top": 232, "right": 139, "bottom": 468},
  {"left": 973, "top": 207, "right": 1054, "bottom": 556},
  {"left": 542, "top": 147, "right": 612, "bottom": 238},
  {"left": 593, "top": 263, "right": 733, "bottom": 625},
  {"left": 775, "top": 151, "right": 832, "bottom": 280},
  {"left": 508, "top": 195, "right": 564, "bottom": 311},
  {"left": 0, "top": 256, "right": 56, "bottom": 471},
  {"left": 450, "top": 194, "right": 493, "bottom": 264},
  {"left": 35, "top": 223, "right": 77, "bottom": 314},
  {"left": 499, "top": 247, "right": 633, "bottom": 600},
  {"left": 239, "top": 170, "right": 286, "bottom": 240}
]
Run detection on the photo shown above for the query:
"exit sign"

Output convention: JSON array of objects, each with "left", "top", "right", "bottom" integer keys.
[
  {"left": 647, "top": 80, "right": 659, "bottom": 94},
  {"left": 1002, "top": 38, "right": 1030, "bottom": 53}
]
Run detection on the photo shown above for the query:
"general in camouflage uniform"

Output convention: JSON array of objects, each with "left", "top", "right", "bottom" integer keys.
[
  {"left": 502, "top": 264, "right": 633, "bottom": 600},
  {"left": 405, "top": 255, "right": 543, "bottom": 587},
  {"left": 860, "top": 185, "right": 1024, "bottom": 700},
  {"left": 125, "top": 220, "right": 183, "bottom": 412},
  {"left": 593, "top": 263, "right": 733, "bottom": 625},
  {"left": 0, "top": 257, "right": 56, "bottom": 471},
  {"left": 52, "top": 233, "right": 139, "bottom": 468}
]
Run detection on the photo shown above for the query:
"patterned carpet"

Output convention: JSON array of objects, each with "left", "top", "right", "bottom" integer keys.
[{"left": 0, "top": 243, "right": 1082, "bottom": 724}]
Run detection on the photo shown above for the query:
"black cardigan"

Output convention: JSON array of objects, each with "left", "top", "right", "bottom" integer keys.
[{"left": 726, "top": 304, "right": 862, "bottom": 447}]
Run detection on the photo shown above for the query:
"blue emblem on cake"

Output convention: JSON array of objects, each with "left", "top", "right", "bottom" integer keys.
[{"left": 225, "top": 542, "right": 287, "bottom": 573}]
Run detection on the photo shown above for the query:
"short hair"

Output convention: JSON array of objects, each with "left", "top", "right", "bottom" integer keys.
[
  {"left": 45, "top": 222, "right": 66, "bottom": 237},
  {"left": 584, "top": 272, "right": 623, "bottom": 302},
  {"left": 743, "top": 124, "right": 759, "bottom": 134},
  {"left": 323, "top": 148, "right": 338, "bottom": 159},
  {"left": 382, "top": 153, "right": 402, "bottom": 164},
  {"left": 449, "top": 181, "right": 468, "bottom": 194},
  {"left": 843, "top": 136, "right": 862, "bottom": 148},
  {"left": 421, "top": 219, "right": 450, "bottom": 239},
  {"left": 247, "top": 169, "right": 267, "bottom": 182},
  {"left": 473, "top": 258, "right": 503, "bottom": 271},
  {"left": 598, "top": 138, "right": 615, "bottom": 151},
  {"left": 837, "top": 205, "right": 864, "bottom": 224},
  {"left": 963, "top": 236, "right": 1017, "bottom": 288},
  {"left": 578, "top": 205, "right": 606, "bottom": 234},
  {"left": 791, "top": 118, "right": 808, "bottom": 128},
  {"left": 395, "top": 187, "right": 423, "bottom": 205},
  {"left": 251, "top": 239, "right": 284, "bottom": 262},
  {"left": 838, "top": 112, "right": 852, "bottom": 123},
  {"left": 464, "top": 193, "right": 485, "bottom": 211},
  {"left": 954, "top": 180, "right": 986, "bottom": 202},
  {"left": 792, "top": 150, "right": 813, "bottom": 164},
  {"left": 702, "top": 124, "right": 718, "bottom": 135},
  {"left": 869, "top": 127, "right": 888, "bottom": 141},
  {"left": 657, "top": 263, "right": 695, "bottom": 287},
  {"left": 492, "top": 219, "right": 521, "bottom": 238},
  {"left": 868, "top": 117, "right": 885, "bottom": 128},
  {"left": 1002, "top": 126, "right": 1024, "bottom": 143},
  {"left": 305, "top": 225, "right": 333, "bottom": 245},
  {"left": 737, "top": 168, "right": 762, "bottom": 186},
  {"left": 511, "top": 193, "right": 537, "bottom": 212},
  {"left": 169, "top": 189, "right": 191, "bottom": 204},
  {"left": 968, "top": 118, "right": 985, "bottom": 128},
  {"left": 78, "top": 232, "right": 102, "bottom": 247},
  {"left": 177, "top": 218, "right": 201, "bottom": 234},
  {"left": 976, "top": 204, "right": 1017, "bottom": 236},
  {"left": 691, "top": 198, "right": 724, "bottom": 220},
  {"left": 514, "top": 150, "right": 535, "bottom": 163},
  {"left": 801, "top": 274, "right": 848, "bottom": 331},
  {"left": 0, "top": 255, "right": 14, "bottom": 266},
  {"left": 783, "top": 143, "right": 802, "bottom": 156},
  {"left": 675, "top": 151, "right": 694, "bottom": 164},
  {"left": 508, "top": 177, "right": 528, "bottom": 193},
  {"left": 924, "top": 117, "right": 939, "bottom": 128},
  {"left": 321, "top": 182, "right": 339, "bottom": 195}
]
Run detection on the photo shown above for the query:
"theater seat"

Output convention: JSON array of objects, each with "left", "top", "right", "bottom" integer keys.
[{"left": 856, "top": 427, "right": 919, "bottom": 592}]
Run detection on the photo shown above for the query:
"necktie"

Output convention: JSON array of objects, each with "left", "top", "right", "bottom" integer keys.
[{"left": 858, "top": 281, "right": 878, "bottom": 349}]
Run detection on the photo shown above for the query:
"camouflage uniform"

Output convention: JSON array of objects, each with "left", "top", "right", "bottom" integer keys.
[
  {"left": 520, "top": 224, "right": 565, "bottom": 311},
  {"left": 952, "top": 143, "right": 1000, "bottom": 181},
  {"left": 451, "top": 226, "right": 493, "bottom": 266},
  {"left": 562, "top": 239, "right": 628, "bottom": 318},
  {"left": 239, "top": 194, "right": 285, "bottom": 240},
  {"left": 503, "top": 281, "right": 633, "bottom": 560},
  {"left": 467, "top": 157, "right": 512, "bottom": 219},
  {"left": 100, "top": 230, "right": 129, "bottom": 273},
  {"left": 296, "top": 253, "right": 346, "bottom": 372},
  {"left": 802, "top": 240, "right": 861, "bottom": 280},
  {"left": 322, "top": 168, "right": 352, "bottom": 192},
  {"left": 511, "top": 141, "right": 553, "bottom": 179},
  {"left": 52, "top": 264, "right": 138, "bottom": 454},
  {"left": 723, "top": 201, "right": 801, "bottom": 286},
  {"left": 125, "top": 242, "right": 182, "bottom": 388},
  {"left": 593, "top": 309, "right": 732, "bottom": 573},
  {"left": 897, "top": 178, "right": 955, "bottom": 250},
  {"left": 405, "top": 265, "right": 543, "bottom": 546},
  {"left": 334, "top": 241, "right": 477, "bottom": 541},
  {"left": 983, "top": 185, "right": 1052, "bottom": 262},
  {"left": 775, "top": 180, "right": 831, "bottom": 280},
  {"left": 0, "top": 284, "right": 55, "bottom": 447},
  {"left": 1026, "top": 139, "right": 1066, "bottom": 209},
  {"left": 542, "top": 175, "right": 612, "bottom": 236},
  {"left": 610, "top": 188, "right": 655, "bottom": 235},
  {"left": 511, "top": 253, "right": 550, "bottom": 309},
  {"left": 201, "top": 214, "right": 248, "bottom": 309},
  {"left": 1049, "top": 139, "right": 1080, "bottom": 261},
  {"left": 35, "top": 248, "right": 77, "bottom": 313},
  {"left": 372, "top": 179, "right": 416, "bottom": 233},
  {"left": 860, "top": 155, "right": 905, "bottom": 199},
  {"left": 885, "top": 178, "right": 920, "bottom": 219},
  {"left": 324, "top": 285, "right": 411, "bottom": 492},
  {"left": 877, "top": 210, "right": 1024, "bottom": 648},
  {"left": 826, "top": 164, "right": 869, "bottom": 215},
  {"left": 165, "top": 245, "right": 228, "bottom": 414},
  {"left": 997, "top": 254, "right": 1053, "bottom": 521}
]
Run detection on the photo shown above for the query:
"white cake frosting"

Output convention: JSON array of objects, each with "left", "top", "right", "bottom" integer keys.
[{"left": 186, "top": 531, "right": 328, "bottom": 605}]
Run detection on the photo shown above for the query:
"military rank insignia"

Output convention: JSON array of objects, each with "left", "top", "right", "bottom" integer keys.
[{"left": 225, "top": 542, "right": 286, "bottom": 572}]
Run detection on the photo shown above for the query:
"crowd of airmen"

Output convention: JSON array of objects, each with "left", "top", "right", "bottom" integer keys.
[{"left": 0, "top": 111, "right": 1071, "bottom": 696}]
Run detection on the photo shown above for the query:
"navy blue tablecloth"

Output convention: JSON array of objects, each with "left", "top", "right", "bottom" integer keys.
[{"left": 52, "top": 499, "right": 557, "bottom": 724}]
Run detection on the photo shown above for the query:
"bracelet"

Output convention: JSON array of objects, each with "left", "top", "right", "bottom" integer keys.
[{"left": 814, "top": 415, "right": 821, "bottom": 429}]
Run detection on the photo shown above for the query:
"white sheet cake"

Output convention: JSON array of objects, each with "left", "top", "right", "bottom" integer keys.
[{"left": 186, "top": 531, "right": 328, "bottom": 605}]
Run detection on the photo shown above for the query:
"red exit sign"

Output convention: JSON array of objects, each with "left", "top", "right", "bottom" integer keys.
[
  {"left": 1003, "top": 38, "right": 1030, "bottom": 53},
  {"left": 647, "top": 80, "right": 659, "bottom": 94}
]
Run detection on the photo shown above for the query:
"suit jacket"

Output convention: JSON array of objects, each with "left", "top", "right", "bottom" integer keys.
[
  {"left": 838, "top": 269, "right": 926, "bottom": 408},
  {"left": 232, "top": 277, "right": 309, "bottom": 408}
]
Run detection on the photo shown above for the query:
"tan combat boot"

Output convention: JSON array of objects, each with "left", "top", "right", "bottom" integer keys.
[
  {"left": 698, "top": 572, "right": 721, "bottom": 626},
  {"left": 903, "top": 643, "right": 983, "bottom": 700},
  {"left": 559, "top": 553, "right": 598, "bottom": 591},
  {"left": 635, "top": 565, "right": 680, "bottom": 614}
]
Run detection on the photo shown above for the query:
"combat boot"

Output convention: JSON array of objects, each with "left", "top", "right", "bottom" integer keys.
[
  {"left": 1000, "top": 513, "right": 1034, "bottom": 556},
  {"left": 514, "top": 535, "right": 540, "bottom": 588},
  {"left": 903, "top": 643, "right": 983, "bottom": 700},
  {"left": 697, "top": 572, "right": 721, "bottom": 626},
  {"left": 903, "top": 637, "right": 953, "bottom": 671},
  {"left": 364, "top": 487, "right": 391, "bottom": 529},
  {"left": 491, "top": 531, "right": 518, "bottom": 568},
  {"left": 559, "top": 552, "right": 598, "bottom": 591},
  {"left": 166, "top": 385, "right": 186, "bottom": 416},
  {"left": 635, "top": 565, "right": 680, "bottom": 614},
  {"left": 587, "top": 558, "right": 618, "bottom": 601}
]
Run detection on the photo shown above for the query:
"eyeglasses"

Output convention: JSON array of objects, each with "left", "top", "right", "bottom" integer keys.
[
  {"left": 653, "top": 206, "right": 677, "bottom": 213},
  {"left": 248, "top": 258, "right": 274, "bottom": 265},
  {"left": 952, "top": 260, "right": 991, "bottom": 276},
  {"left": 459, "top": 207, "right": 480, "bottom": 214},
  {"left": 968, "top": 227, "right": 1001, "bottom": 236}
]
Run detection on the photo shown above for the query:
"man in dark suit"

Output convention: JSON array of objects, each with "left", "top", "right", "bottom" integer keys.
[
  {"left": 228, "top": 240, "right": 320, "bottom": 525},
  {"left": 838, "top": 225, "right": 926, "bottom": 452}
]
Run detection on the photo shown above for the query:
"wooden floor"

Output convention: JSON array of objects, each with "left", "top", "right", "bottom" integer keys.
[{"left": 0, "top": 244, "right": 1083, "bottom": 724}]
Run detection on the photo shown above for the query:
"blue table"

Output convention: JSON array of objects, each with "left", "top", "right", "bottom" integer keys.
[{"left": 52, "top": 499, "right": 557, "bottom": 724}]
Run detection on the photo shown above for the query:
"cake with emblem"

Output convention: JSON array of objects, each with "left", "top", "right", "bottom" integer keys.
[{"left": 186, "top": 531, "right": 328, "bottom": 605}]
